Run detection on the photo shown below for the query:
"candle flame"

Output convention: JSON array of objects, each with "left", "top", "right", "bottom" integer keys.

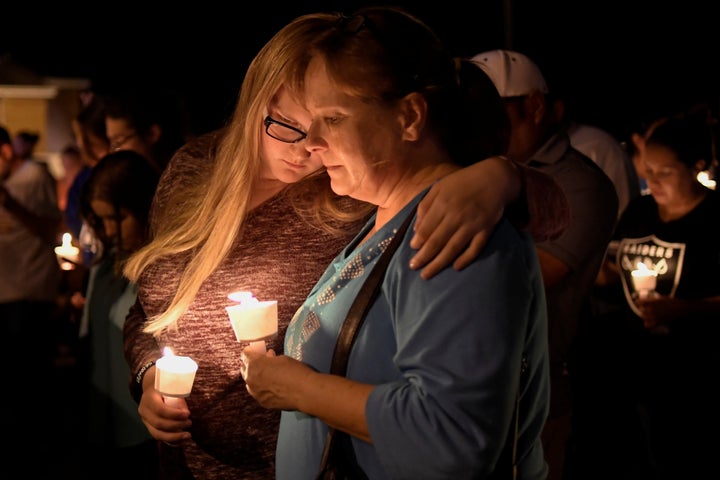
[
  {"left": 228, "top": 291, "right": 259, "bottom": 304},
  {"left": 163, "top": 346, "right": 175, "bottom": 357},
  {"left": 632, "top": 262, "right": 657, "bottom": 278},
  {"left": 697, "top": 171, "right": 717, "bottom": 190},
  {"left": 61, "top": 232, "right": 72, "bottom": 247}
]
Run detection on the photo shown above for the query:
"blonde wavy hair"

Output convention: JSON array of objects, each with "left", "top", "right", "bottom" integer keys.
[{"left": 123, "top": 13, "right": 372, "bottom": 335}]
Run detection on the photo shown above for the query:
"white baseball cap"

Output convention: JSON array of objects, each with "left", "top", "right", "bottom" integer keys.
[{"left": 470, "top": 49, "right": 548, "bottom": 98}]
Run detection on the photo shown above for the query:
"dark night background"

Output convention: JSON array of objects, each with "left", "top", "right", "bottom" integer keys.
[{"left": 1, "top": 1, "right": 718, "bottom": 139}]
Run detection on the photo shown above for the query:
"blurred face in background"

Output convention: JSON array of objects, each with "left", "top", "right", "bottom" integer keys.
[
  {"left": 642, "top": 144, "right": 702, "bottom": 207},
  {"left": 61, "top": 149, "right": 84, "bottom": 179},
  {"left": 12, "top": 136, "right": 35, "bottom": 159},
  {"left": 72, "top": 119, "right": 109, "bottom": 167},
  {"left": 106, "top": 117, "right": 156, "bottom": 161},
  {"left": 89, "top": 199, "right": 145, "bottom": 253}
]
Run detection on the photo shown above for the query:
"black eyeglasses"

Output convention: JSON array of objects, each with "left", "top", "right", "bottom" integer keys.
[{"left": 263, "top": 116, "right": 307, "bottom": 144}]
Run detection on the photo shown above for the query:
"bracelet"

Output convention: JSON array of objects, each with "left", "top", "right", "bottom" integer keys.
[
  {"left": 130, "top": 360, "right": 156, "bottom": 404},
  {"left": 135, "top": 360, "right": 156, "bottom": 386}
]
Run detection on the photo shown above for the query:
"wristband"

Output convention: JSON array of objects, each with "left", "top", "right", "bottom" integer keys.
[
  {"left": 135, "top": 360, "right": 156, "bottom": 386},
  {"left": 130, "top": 360, "right": 156, "bottom": 404}
]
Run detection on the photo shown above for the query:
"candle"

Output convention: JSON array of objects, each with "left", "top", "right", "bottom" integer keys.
[
  {"left": 631, "top": 262, "right": 657, "bottom": 298},
  {"left": 225, "top": 291, "right": 278, "bottom": 353},
  {"left": 54, "top": 232, "right": 80, "bottom": 270},
  {"left": 697, "top": 170, "right": 716, "bottom": 190},
  {"left": 155, "top": 347, "right": 198, "bottom": 406}
]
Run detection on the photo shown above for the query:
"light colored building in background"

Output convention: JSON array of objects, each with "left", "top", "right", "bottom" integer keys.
[{"left": 0, "top": 54, "right": 90, "bottom": 179}]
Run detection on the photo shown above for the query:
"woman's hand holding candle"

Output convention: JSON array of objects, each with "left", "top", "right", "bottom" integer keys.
[
  {"left": 241, "top": 349, "right": 318, "bottom": 411},
  {"left": 155, "top": 347, "right": 199, "bottom": 407},
  {"left": 136, "top": 368, "right": 193, "bottom": 445}
]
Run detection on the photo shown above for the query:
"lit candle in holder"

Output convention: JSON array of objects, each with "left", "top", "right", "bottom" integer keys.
[
  {"left": 225, "top": 291, "right": 278, "bottom": 353},
  {"left": 54, "top": 232, "right": 80, "bottom": 270},
  {"left": 155, "top": 347, "right": 198, "bottom": 407},
  {"left": 631, "top": 262, "right": 657, "bottom": 299},
  {"left": 697, "top": 170, "right": 716, "bottom": 190}
]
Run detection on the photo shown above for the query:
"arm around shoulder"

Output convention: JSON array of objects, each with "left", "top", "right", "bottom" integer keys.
[{"left": 410, "top": 156, "right": 569, "bottom": 279}]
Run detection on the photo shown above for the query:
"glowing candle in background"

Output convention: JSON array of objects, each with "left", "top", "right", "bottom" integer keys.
[
  {"left": 225, "top": 291, "right": 278, "bottom": 353},
  {"left": 631, "top": 262, "right": 657, "bottom": 298},
  {"left": 54, "top": 232, "right": 80, "bottom": 270},
  {"left": 697, "top": 170, "right": 716, "bottom": 190},
  {"left": 155, "top": 347, "right": 198, "bottom": 407}
]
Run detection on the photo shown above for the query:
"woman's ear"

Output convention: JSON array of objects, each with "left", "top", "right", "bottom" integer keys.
[{"left": 399, "top": 92, "right": 427, "bottom": 141}]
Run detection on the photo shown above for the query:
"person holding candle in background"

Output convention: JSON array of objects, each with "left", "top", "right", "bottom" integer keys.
[
  {"left": 77, "top": 149, "right": 161, "bottom": 479},
  {"left": 580, "top": 104, "right": 720, "bottom": 479},
  {"left": 241, "top": 7, "right": 550, "bottom": 479},
  {"left": 53, "top": 94, "right": 112, "bottom": 356},
  {"left": 0, "top": 125, "right": 63, "bottom": 436},
  {"left": 122, "top": 9, "right": 568, "bottom": 479}
]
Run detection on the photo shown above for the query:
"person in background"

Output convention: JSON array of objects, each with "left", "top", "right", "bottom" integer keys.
[
  {"left": 242, "top": 7, "right": 549, "bottom": 479},
  {"left": 12, "top": 130, "right": 41, "bottom": 163},
  {"left": 53, "top": 143, "right": 87, "bottom": 367},
  {"left": 122, "top": 9, "right": 567, "bottom": 480},
  {"left": 621, "top": 99, "right": 717, "bottom": 199},
  {"left": 72, "top": 92, "right": 111, "bottom": 173},
  {"left": 471, "top": 49, "right": 618, "bottom": 480},
  {"left": 67, "top": 91, "right": 110, "bottom": 251},
  {"left": 0, "top": 125, "right": 62, "bottom": 436},
  {"left": 624, "top": 116, "right": 663, "bottom": 198},
  {"left": 103, "top": 88, "right": 191, "bottom": 174},
  {"left": 77, "top": 149, "right": 161, "bottom": 479},
  {"left": 56, "top": 143, "right": 84, "bottom": 215},
  {"left": 553, "top": 96, "right": 640, "bottom": 219},
  {"left": 584, "top": 111, "right": 670, "bottom": 379},
  {"left": 587, "top": 105, "right": 720, "bottom": 479},
  {"left": 57, "top": 92, "right": 111, "bottom": 366}
]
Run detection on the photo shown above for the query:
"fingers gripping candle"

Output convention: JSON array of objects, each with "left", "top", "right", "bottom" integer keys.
[
  {"left": 155, "top": 347, "right": 198, "bottom": 407},
  {"left": 225, "top": 291, "right": 278, "bottom": 353}
]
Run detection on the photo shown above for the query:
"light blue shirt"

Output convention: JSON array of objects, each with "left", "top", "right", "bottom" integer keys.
[{"left": 278, "top": 192, "right": 550, "bottom": 480}]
